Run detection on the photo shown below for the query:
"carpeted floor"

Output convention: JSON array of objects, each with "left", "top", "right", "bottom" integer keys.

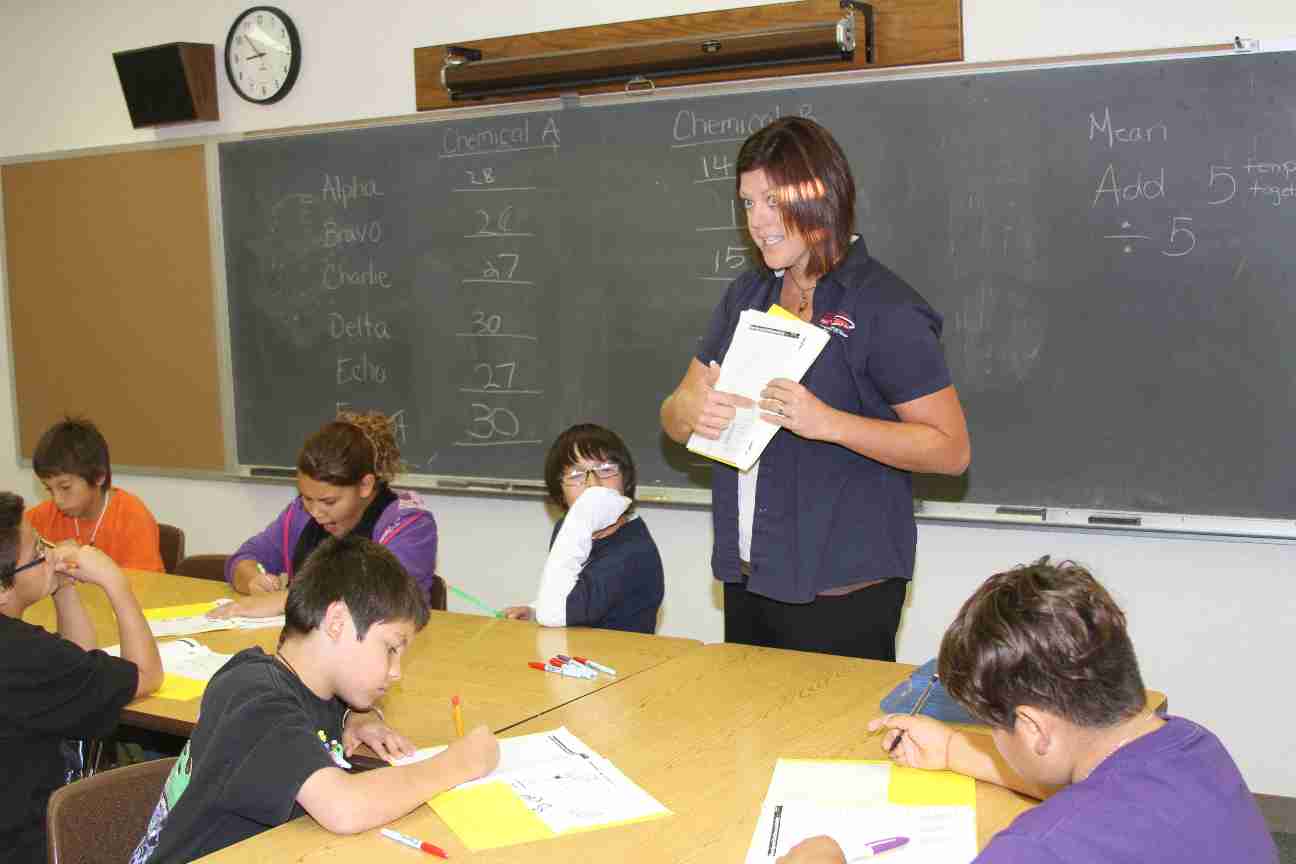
[{"left": 1275, "top": 832, "right": 1296, "bottom": 863}]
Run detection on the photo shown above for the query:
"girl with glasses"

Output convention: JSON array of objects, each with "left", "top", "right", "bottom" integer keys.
[{"left": 504, "top": 424, "right": 664, "bottom": 633}]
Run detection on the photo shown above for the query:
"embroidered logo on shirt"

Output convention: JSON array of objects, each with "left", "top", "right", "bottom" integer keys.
[
  {"left": 817, "top": 312, "right": 856, "bottom": 339},
  {"left": 318, "top": 729, "right": 352, "bottom": 769}
]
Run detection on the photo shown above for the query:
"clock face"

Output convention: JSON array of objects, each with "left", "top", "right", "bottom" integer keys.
[{"left": 225, "top": 6, "right": 301, "bottom": 104}]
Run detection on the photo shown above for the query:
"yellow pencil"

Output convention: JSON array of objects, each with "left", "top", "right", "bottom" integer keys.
[{"left": 451, "top": 694, "right": 464, "bottom": 738}]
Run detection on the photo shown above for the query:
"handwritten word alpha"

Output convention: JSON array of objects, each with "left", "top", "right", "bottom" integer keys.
[{"left": 321, "top": 175, "right": 384, "bottom": 209}]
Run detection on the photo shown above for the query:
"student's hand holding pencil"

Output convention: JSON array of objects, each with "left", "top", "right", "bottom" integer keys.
[
  {"left": 868, "top": 714, "right": 955, "bottom": 770},
  {"left": 442, "top": 725, "right": 500, "bottom": 784}
]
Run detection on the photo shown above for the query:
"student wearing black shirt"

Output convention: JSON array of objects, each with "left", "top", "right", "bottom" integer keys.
[
  {"left": 131, "top": 537, "right": 498, "bottom": 863},
  {"left": 0, "top": 491, "right": 162, "bottom": 864}
]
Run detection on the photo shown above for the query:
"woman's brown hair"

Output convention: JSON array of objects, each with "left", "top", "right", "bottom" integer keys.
[
  {"left": 736, "top": 116, "right": 856, "bottom": 278},
  {"left": 296, "top": 411, "right": 403, "bottom": 487}
]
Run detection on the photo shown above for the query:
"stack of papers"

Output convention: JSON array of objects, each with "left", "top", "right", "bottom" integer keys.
[
  {"left": 687, "top": 306, "right": 830, "bottom": 471},
  {"left": 105, "top": 638, "right": 233, "bottom": 702},
  {"left": 143, "top": 599, "right": 285, "bottom": 637},
  {"left": 399, "top": 727, "right": 670, "bottom": 850},
  {"left": 744, "top": 759, "right": 977, "bottom": 863}
]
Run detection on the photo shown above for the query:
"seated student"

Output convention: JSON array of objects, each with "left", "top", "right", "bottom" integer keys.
[
  {"left": 131, "top": 536, "right": 498, "bottom": 863},
  {"left": 26, "top": 416, "right": 165, "bottom": 571},
  {"left": 779, "top": 558, "right": 1277, "bottom": 864},
  {"left": 504, "top": 424, "right": 664, "bottom": 634},
  {"left": 215, "top": 411, "right": 438, "bottom": 618},
  {"left": 0, "top": 492, "right": 163, "bottom": 864}
]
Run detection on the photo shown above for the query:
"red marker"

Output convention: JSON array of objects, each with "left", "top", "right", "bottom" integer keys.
[{"left": 381, "top": 828, "right": 448, "bottom": 858}]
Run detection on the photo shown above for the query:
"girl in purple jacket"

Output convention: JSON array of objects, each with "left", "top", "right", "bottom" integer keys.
[{"left": 212, "top": 412, "right": 438, "bottom": 619}]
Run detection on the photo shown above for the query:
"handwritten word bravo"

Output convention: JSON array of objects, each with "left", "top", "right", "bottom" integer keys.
[{"left": 322, "top": 220, "right": 383, "bottom": 246}]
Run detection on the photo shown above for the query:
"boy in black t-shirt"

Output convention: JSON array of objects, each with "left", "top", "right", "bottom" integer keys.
[
  {"left": 131, "top": 535, "right": 500, "bottom": 863},
  {"left": 0, "top": 491, "right": 164, "bottom": 864}
]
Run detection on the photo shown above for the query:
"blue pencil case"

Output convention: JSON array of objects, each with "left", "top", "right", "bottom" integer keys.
[{"left": 879, "top": 659, "right": 982, "bottom": 725}]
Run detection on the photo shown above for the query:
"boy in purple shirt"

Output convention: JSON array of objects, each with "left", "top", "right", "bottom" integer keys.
[{"left": 781, "top": 558, "right": 1276, "bottom": 864}]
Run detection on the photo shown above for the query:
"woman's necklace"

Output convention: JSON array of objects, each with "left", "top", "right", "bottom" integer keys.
[
  {"left": 787, "top": 271, "right": 815, "bottom": 317},
  {"left": 74, "top": 488, "right": 112, "bottom": 546}
]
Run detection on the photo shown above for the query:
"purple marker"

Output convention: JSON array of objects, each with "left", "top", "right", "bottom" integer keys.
[{"left": 848, "top": 836, "right": 909, "bottom": 860}]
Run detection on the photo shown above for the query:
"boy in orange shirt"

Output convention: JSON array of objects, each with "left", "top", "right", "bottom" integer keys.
[{"left": 25, "top": 417, "right": 164, "bottom": 572}]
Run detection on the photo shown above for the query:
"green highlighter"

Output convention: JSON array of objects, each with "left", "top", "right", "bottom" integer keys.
[{"left": 448, "top": 584, "right": 503, "bottom": 618}]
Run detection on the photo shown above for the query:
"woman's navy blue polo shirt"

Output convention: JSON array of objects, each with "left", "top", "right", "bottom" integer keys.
[{"left": 696, "top": 237, "right": 952, "bottom": 603}]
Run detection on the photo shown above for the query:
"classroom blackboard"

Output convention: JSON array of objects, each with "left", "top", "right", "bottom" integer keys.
[{"left": 219, "top": 49, "right": 1296, "bottom": 519}]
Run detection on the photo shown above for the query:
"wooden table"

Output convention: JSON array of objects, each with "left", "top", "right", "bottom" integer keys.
[{"left": 22, "top": 571, "right": 700, "bottom": 739}]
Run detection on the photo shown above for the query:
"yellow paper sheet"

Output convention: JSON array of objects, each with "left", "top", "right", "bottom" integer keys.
[
  {"left": 152, "top": 674, "right": 207, "bottom": 702},
  {"left": 143, "top": 601, "right": 220, "bottom": 621},
  {"left": 429, "top": 781, "right": 554, "bottom": 850},
  {"left": 766, "top": 303, "right": 801, "bottom": 321},
  {"left": 887, "top": 763, "right": 976, "bottom": 807}
]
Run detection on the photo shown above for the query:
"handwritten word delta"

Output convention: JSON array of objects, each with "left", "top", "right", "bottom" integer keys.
[
  {"left": 329, "top": 311, "right": 391, "bottom": 342},
  {"left": 321, "top": 175, "right": 384, "bottom": 209},
  {"left": 672, "top": 103, "right": 813, "bottom": 144},
  {"left": 442, "top": 117, "right": 561, "bottom": 155}
]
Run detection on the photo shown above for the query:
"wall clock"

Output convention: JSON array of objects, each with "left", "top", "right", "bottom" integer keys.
[{"left": 225, "top": 6, "right": 301, "bottom": 104}]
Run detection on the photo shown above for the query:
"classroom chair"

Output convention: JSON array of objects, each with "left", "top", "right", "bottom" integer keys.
[
  {"left": 174, "top": 553, "right": 228, "bottom": 583},
  {"left": 46, "top": 756, "right": 176, "bottom": 864},
  {"left": 429, "top": 575, "right": 447, "bottom": 611},
  {"left": 156, "top": 523, "right": 185, "bottom": 574}
]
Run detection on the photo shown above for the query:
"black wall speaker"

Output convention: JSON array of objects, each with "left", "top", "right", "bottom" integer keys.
[{"left": 113, "top": 43, "right": 219, "bottom": 128}]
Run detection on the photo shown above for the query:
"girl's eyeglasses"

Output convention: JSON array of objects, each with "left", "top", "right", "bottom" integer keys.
[{"left": 560, "top": 462, "right": 621, "bottom": 487}]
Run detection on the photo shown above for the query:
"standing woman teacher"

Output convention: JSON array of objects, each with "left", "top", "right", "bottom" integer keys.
[{"left": 661, "top": 117, "right": 970, "bottom": 661}]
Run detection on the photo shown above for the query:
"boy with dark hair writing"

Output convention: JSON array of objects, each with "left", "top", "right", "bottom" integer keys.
[
  {"left": 0, "top": 491, "right": 163, "bottom": 864},
  {"left": 782, "top": 558, "right": 1276, "bottom": 864},
  {"left": 27, "top": 416, "right": 165, "bottom": 571},
  {"left": 131, "top": 535, "right": 499, "bottom": 863}
]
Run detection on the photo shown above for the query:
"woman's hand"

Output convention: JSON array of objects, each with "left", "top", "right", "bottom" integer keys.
[
  {"left": 760, "top": 378, "right": 839, "bottom": 442},
  {"left": 867, "top": 714, "right": 955, "bottom": 770},
  {"left": 693, "top": 361, "right": 755, "bottom": 439},
  {"left": 662, "top": 359, "right": 754, "bottom": 442},
  {"left": 503, "top": 605, "right": 534, "bottom": 621}
]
